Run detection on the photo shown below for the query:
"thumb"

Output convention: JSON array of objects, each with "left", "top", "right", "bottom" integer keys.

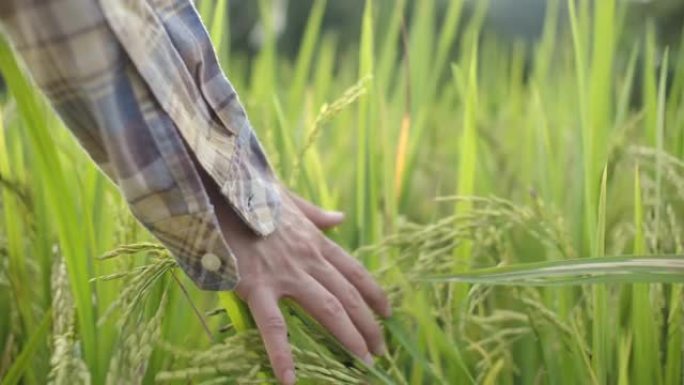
[{"left": 288, "top": 191, "right": 345, "bottom": 230}]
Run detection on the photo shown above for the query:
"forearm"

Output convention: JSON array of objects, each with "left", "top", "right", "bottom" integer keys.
[{"left": 0, "top": 0, "right": 281, "bottom": 290}]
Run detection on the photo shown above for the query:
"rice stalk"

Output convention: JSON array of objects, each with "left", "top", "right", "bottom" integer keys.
[
  {"left": 290, "top": 75, "right": 371, "bottom": 184},
  {"left": 94, "top": 247, "right": 176, "bottom": 327},
  {"left": 105, "top": 291, "right": 168, "bottom": 385},
  {"left": 47, "top": 256, "right": 91, "bottom": 385},
  {"left": 156, "top": 330, "right": 367, "bottom": 384}
]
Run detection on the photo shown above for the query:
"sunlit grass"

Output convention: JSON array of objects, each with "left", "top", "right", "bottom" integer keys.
[{"left": 1, "top": 0, "right": 683, "bottom": 384}]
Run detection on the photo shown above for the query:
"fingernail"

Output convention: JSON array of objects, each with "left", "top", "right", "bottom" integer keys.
[
  {"left": 329, "top": 211, "right": 345, "bottom": 220},
  {"left": 282, "top": 369, "right": 296, "bottom": 385},
  {"left": 363, "top": 353, "right": 374, "bottom": 366},
  {"left": 372, "top": 342, "right": 387, "bottom": 356}
]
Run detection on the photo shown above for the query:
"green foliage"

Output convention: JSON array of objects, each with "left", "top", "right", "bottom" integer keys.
[{"left": 1, "top": 0, "right": 684, "bottom": 384}]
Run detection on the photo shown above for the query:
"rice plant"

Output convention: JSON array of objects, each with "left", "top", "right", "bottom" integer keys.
[{"left": 1, "top": 0, "right": 683, "bottom": 384}]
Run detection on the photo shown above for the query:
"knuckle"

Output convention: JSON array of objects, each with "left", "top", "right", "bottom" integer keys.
[
  {"left": 298, "top": 243, "right": 322, "bottom": 261},
  {"left": 235, "top": 280, "right": 260, "bottom": 301},
  {"left": 345, "top": 286, "right": 364, "bottom": 311},
  {"left": 310, "top": 262, "right": 335, "bottom": 278},
  {"left": 297, "top": 242, "right": 313, "bottom": 255},
  {"left": 321, "top": 296, "right": 345, "bottom": 319},
  {"left": 279, "top": 270, "right": 309, "bottom": 295},
  {"left": 271, "top": 350, "right": 292, "bottom": 367},
  {"left": 366, "top": 323, "right": 383, "bottom": 343},
  {"left": 263, "top": 315, "right": 287, "bottom": 334},
  {"left": 349, "top": 339, "right": 368, "bottom": 356},
  {"left": 322, "top": 239, "right": 341, "bottom": 255},
  {"left": 348, "top": 263, "right": 368, "bottom": 283},
  {"left": 372, "top": 290, "right": 390, "bottom": 309}
]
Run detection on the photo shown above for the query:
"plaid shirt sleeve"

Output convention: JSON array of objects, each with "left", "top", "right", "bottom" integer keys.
[{"left": 0, "top": 0, "right": 282, "bottom": 290}]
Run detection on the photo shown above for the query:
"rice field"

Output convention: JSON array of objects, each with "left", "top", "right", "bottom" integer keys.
[{"left": 1, "top": 0, "right": 683, "bottom": 384}]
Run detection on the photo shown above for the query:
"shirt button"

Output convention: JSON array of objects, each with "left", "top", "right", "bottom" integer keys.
[{"left": 201, "top": 252, "right": 221, "bottom": 272}]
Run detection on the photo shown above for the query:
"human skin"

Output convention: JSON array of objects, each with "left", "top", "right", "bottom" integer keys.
[{"left": 198, "top": 165, "right": 392, "bottom": 385}]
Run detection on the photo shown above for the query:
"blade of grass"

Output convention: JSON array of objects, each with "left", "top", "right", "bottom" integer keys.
[
  {"left": 355, "top": 0, "right": 379, "bottom": 250},
  {"left": 384, "top": 315, "right": 447, "bottom": 385},
  {"left": 655, "top": 49, "right": 670, "bottom": 248},
  {"left": 420, "top": 255, "right": 684, "bottom": 286},
  {"left": 376, "top": 0, "right": 406, "bottom": 95},
  {"left": 0, "top": 106, "right": 35, "bottom": 344},
  {"left": 218, "top": 292, "right": 253, "bottom": 332},
  {"left": 665, "top": 284, "right": 683, "bottom": 385},
  {"left": 208, "top": 0, "right": 229, "bottom": 62},
  {"left": 615, "top": 43, "right": 641, "bottom": 129},
  {"left": 0, "top": 38, "right": 99, "bottom": 380},
  {"left": 452, "top": 44, "right": 479, "bottom": 265},
  {"left": 643, "top": 22, "right": 658, "bottom": 147},
  {"left": 287, "top": 0, "right": 327, "bottom": 120},
  {"left": 450, "top": 39, "right": 480, "bottom": 321},
  {"left": 0, "top": 310, "right": 50, "bottom": 385},
  {"left": 631, "top": 164, "right": 662, "bottom": 385},
  {"left": 592, "top": 167, "right": 611, "bottom": 383},
  {"left": 429, "top": 0, "right": 464, "bottom": 93}
]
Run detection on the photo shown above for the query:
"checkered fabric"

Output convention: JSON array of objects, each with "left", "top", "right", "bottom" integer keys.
[{"left": 0, "top": 0, "right": 282, "bottom": 290}]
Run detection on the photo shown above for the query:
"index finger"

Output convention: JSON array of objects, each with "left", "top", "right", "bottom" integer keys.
[
  {"left": 323, "top": 240, "right": 392, "bottom": 318},
  {"left": 248, "top": 290, "right": 296, "bottom": 385}
]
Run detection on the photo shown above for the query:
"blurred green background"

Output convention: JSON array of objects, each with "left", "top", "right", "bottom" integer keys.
[
  {"left": 1, "top": 0, "right": 684, "bottom": 384},
  {"left": 225, "top": 0, "right": 683, "bottom": 55}
]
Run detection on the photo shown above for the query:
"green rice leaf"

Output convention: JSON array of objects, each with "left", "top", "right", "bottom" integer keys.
[
  {"left": 0, "top": 310, "right": 51, "bottom": 385},
  {"left": 420, "top": 256, "right": 684, "bottom": 286}
]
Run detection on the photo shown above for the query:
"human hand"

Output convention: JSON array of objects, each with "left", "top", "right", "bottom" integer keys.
[{"left": 211, "top": 184, "right": 391, "bottom": 385}]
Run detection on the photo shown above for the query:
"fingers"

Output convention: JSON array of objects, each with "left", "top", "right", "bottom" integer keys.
[
  {"left": 288, "top": 190, "right": 345, "bottom": 230},
  {"left": 290, "top": 274, "right": 373, "bottom": 365},
  {"left": 309, "top": 261, "right": 387, "bottom": 356},
  {"left": 247, "top": 290, "right": 296, "bottom": 385},
  {"left": 323, "top": 240, "right": 392, "bottom": 318}
]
